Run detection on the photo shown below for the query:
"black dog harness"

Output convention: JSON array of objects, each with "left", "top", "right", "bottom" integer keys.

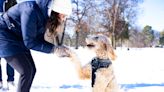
[{"left": 91, "top": 57, "right": 112, "bottom": 87}]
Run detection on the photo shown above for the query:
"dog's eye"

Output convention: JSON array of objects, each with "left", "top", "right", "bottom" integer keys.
[{"left": 94, "top": 36, "right": 99, "bottom": 40}]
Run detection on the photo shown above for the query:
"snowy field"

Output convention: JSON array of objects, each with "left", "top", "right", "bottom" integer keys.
[{"left": 1, "top": 47, "right": 164, "bottom": 92}]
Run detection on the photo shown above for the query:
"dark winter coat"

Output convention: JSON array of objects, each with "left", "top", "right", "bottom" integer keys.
[
  {"left": 0, "top": 0, "right": 4, "bottom": 12},
  {"left": 0, "top": 0, "right": 55, "bottom": 57}
]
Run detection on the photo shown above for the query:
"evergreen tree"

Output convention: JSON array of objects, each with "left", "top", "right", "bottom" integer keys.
[{"left": 159, "top": 30, "right": 164, "bottom": 45}]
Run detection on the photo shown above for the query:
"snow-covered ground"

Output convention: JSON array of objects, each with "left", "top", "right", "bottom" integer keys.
[{"left": 1, "top": 47, "right": 164, "bottom": 92}]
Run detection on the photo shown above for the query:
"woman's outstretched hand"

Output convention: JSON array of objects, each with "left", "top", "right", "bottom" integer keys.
[{"left": 54, "top": 46, "right": 71, "bottom": 57}]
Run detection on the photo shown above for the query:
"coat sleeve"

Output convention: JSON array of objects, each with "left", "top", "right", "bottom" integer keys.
[{"left": 20, "top": 5, "right": 55, "bottom": 53}]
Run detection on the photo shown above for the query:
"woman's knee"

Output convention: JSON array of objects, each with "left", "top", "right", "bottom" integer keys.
[
  {"left": 20, "top": 66, "right": 36, "bottom": 79},
  {"left": 32, "top": 66, "right": 36, "bottom": 76}
]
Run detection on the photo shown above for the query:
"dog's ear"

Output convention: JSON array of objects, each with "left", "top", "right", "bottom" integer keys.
[{"left": 106, "top": 43, "right": 117, "bottom": 61}]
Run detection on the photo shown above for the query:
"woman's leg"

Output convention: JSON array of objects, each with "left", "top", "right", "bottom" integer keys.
[
  {"left": 0, "top": 58, "right": 2, "bottom": 88},
  {"left": 6, "top": 63, "right": 14, "bottom": 82},
  {"left": 4, "top": 52, "right": 36, "bottom": 92},
  {"left": 0, "top": 58, "right": 2, "bottom": 82}
]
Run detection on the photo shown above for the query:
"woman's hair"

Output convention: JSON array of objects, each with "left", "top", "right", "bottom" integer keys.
[{"left": 46, "top": 11, "right": 61, "bottom": 35}]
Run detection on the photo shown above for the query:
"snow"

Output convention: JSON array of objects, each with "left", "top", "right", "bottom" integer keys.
[{"left": 1, "top": 47, "right": 164, "bottom": 92}]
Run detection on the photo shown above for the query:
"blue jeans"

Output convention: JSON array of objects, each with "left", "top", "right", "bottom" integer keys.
[
  {"left": 4, "top": 52, "right": 36, "bottom": 92},
  {"left": 0, "top": 58, "right": 14, "bottom": 82}
]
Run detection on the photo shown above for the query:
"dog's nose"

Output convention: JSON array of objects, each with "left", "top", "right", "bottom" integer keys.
[{"left": 87, "top": 35, "right": 92, "bottom": 38}]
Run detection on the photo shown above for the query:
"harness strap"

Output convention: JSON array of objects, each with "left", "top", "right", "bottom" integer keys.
[
  {"left": 91, "top": 58, "right": 112, "bottom": 87},
  {"left": 2, "top": 13, "right": 15, "bottom": 30}
]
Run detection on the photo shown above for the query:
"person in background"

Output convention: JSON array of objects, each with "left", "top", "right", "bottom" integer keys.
[
  {"left": 0, "top": 0, "right": 72, "bottom": 92},
  {"left": 0, "top": 59, "right": 14, "bottom": 90},
  {"left": 0, "top": 0, "right": 16, "bottom": 90}
]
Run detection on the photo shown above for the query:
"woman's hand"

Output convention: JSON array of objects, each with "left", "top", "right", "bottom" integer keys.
[
  {"left": 54, "top": 45, "right": 77, "bottom": 58},
  {"left": 64, "top": 47, "right": 77, "bottom": 58},
  {"left": 54, "top": 46, "right": 70, "bottom": 57}
]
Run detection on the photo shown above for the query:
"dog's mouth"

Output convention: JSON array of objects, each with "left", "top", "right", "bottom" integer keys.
[{"left": 86, "top": 43, "right": 95, "bottom": 48}]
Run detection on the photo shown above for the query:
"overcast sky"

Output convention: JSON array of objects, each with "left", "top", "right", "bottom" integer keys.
[{"left": 137, "top": 0, "right": 164, "bottom": 32}]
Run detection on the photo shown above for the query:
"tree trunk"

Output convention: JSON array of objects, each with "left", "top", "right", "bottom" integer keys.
[
  {"left": 75, "top": 31, "right": 79, "bottom": 49},
  {"left": 75, "top": 30, "right": 79, "bottom": 49},
  {"left": 60, "top": 19, "right": 67, "bottom": 45},
  {"left": 112, "top": 33, "right": 116, "bottom": 49}
]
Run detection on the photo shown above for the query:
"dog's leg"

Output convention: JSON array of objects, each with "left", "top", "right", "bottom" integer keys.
[
  {"left": 69, "top": 53, "right": 91, "bottom": 79},
  {"left": 65, "top": 48, "right": 91, "bottom": 79},
  {"left": 105, "top": 67, "right": 119, "bottom": 92},
  {"left": 80, "top": 63, "right": 91, "bottom": 79}
]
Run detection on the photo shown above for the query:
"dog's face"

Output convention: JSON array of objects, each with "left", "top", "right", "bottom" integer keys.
[
  {"left": 86, "top": 34, "right": 116, "bottom": 60},
  {"left": 86, "top": 35, "right": 108, "bottom": 50}
]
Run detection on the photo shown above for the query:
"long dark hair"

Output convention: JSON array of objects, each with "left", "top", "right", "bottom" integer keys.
[{"left": 46, "top": 11, "right": 61, "bottom": 35}]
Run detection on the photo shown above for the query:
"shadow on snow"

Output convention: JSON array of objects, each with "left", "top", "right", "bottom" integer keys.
[
  {"left": 59, "top": 84, "right": 83, "bottom": 89},
  {"left": 120, "top": 83, "right": 164, "bottom": 91}
]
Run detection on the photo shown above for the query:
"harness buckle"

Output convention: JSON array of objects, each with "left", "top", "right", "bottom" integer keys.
[{"left": 8, "top": 23, "right": 15, "bottom": 30}]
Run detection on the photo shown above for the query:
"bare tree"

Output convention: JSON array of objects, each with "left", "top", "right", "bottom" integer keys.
[
  {"left": 66, "top": 0, "right": 142, "bottom": 48},
  {"left": 99, "top": 0, "right": 142, "bottom": 48},
  {"left": 70, "top": 0, "right": 96, "bottom": 49},
  {"left": 128, "top": 27, "right": 145, "bottom": 47}
]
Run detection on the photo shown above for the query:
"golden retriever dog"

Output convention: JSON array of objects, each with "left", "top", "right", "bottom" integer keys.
[{"left": 66, "top": 34, "right": 119, "bottom": 92}]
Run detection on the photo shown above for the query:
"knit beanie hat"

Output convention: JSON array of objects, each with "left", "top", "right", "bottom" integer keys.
[{"left": 48, "top": 0, "right": 72, "bottom": 16}]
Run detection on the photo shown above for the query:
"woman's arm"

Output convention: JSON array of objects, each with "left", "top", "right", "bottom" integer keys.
[{"left": 20, "top": 3, "right": 54, "bottom": 53}]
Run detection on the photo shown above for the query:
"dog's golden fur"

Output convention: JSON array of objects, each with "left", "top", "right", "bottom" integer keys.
[{"left": 67, "top": 34, "right": 119, "bottom": 92}]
